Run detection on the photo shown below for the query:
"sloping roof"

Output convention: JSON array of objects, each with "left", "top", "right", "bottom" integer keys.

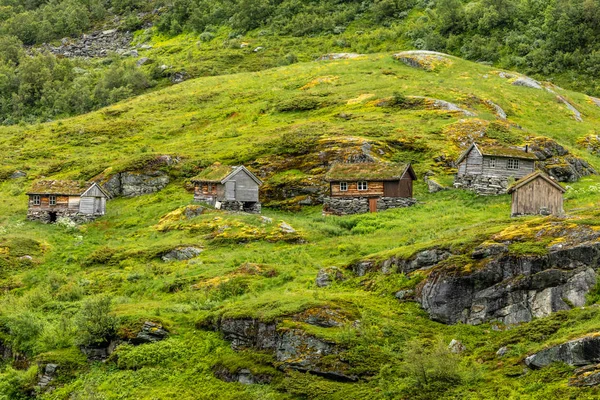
[
  {"left": 457, "top": 143, "right": 538, "bottom": 164},
  {"left": 81, "top": 182, "right": 111, "bottom": 198},
  {"left": 27, "top": 180, "right": 92, "bottom": 195},
  {"left": 325, "top": 162, "right": 416, "bottom": 182},
  {"left": 508, "top": 171, "right": 566, "bottom": 193},
  {"left": 191, "top": 163, "right": 262, "bottom": 185}
]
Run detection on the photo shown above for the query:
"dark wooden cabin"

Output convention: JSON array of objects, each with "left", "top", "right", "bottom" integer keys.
[
  {"left": 508, "top": 171, "right": 566, "bottom": 217},
  {"left": 27, "top": 180, "right": 109, "bottom": 223},
  {"left": 325, "top": 162, "right": 416, "bottom": 213},
  {"left": 191, "top": 163, "right": 263, "bottom": 213},
  {"left": 456, "top": 142, "right": 538, "bottom": 180}
]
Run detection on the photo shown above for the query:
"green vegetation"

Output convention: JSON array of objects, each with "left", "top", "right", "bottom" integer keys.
[{"left": 3, "top": 41, "right": 600, "bottom": 399}]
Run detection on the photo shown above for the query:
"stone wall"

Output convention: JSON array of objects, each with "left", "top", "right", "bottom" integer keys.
[
  {"left": 323, "top": 196, "right": 416, "bottom": 216},
  {"left": 27, "top": 209, "right": 100, "bottom": 224},
  {"left": 218, "top": 201, "right": 262, "bottom": 214},
  {"left": 454, "top": 174, "right": 509, "bottom": 195}
]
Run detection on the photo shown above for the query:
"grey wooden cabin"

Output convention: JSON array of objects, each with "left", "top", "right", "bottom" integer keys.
[
  {"left": 27, "top": 180, "right": 109, "bottom": 223},
  {"left": 508, "top": 171, "right": 565, "bottom": 217},
  {"left": 191, "top": 163, "right": 263, "bottom": 213},
  {"left": 456, "top": 143, "right": 537, "bottom": 179}
]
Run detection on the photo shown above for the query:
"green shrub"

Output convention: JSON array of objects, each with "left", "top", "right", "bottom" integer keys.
[
  {"left": 275, "top": 96, "right": 322, "bottom": 112},
  {"left": 75, "top": 296, "right": 119, "bottom": 347}
]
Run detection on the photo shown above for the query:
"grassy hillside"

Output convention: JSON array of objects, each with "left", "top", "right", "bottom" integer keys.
[{"left": 3, "top": 53, "right": 600, "bottom": 399}]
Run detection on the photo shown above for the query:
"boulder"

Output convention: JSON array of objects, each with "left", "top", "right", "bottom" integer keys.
[
  {"left": 213, "top": 366, "right": 272, "bottom": 384},
  {"left": 10, "top": 170, "right": 26, "bottom": 179},
  {"left": 526, "top": 336, "right": 600, "bottom": 369},
  {"left": 448, "top": 339, "right": 466, "bottom": 354},
  {"left": 569, "top": 364, "right": 600, "bottom": 387},
  {"left": 37, "top": 363, "right": 58, "bottom": 389},
  {"left": 132, "top": 321, "right": 169, "bottom": 344},
  {"left": 512, "top": 77, "right": 543, "bottom": 90},
  {"left": 395, "top": 289, "right": 414, "bottom": 300},
  {"left": 80, "top": 340, "right": 120, "bottom": 361},
  {"left": 426, "top": 178, "right": 446, "bottom": 193},
  {"left": 279, "top": 222, "right": 296, "bottom": 234},
  {"left": 161, "top": 247, "right": 203, "bottom": 262},
  {"left": 393, "top": 50, "right": 453, "bottom": 71},
  {"left": 496, "top": 346, "right": 509, "bottom": 357}
]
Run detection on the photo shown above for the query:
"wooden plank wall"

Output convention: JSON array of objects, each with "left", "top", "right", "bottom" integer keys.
[
  {"left": 231, "top": 170, "right": 259, "bottom": 202},
  {"left": 511, "top": 178, "right": 564, "bottom": 216},
  {"left": 331, "top": 181, "right": 384, "bottom": 197},
  {"left": 482, "top": 158, "right": 535, "bottom": 179}
]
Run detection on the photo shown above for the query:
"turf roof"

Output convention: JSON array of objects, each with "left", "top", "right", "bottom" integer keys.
[
  {"left": 478, "top": 144, "right": 538, "bottom": 160},
  {"left": 325, "top": 162, "right": 412, "bottom": 182},
  {"left": 27, "top": 180, "right": 92, "bottom": 195},
  {"left": 191, "top": 163, "right": 235, "bottom": 183}
]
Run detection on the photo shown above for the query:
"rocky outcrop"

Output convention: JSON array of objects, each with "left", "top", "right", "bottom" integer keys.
[
  {"left": 40, "top": 29, "right": 134, "bottom": 58},
  {"left": 103, "top": 171, "right": 170, "bottom": 198},
  {"left": 530, "top": 137, "right": 596, "bottom": 182},
  {"left": 351, "top": 248, "right": 451, "bottom": 277},
  {"left": 131, "top": 321, "right": 169, "bottom": 344},
  {"left": 525, "top": 336, "right": 600, "bottom": 369},
  {"left": 323, "top": 196, "right": 417, "bottom": 216},
  {"left": 569, "top": 364, "right": 600, "bottom": 387},
  {"left": 417, "top": 241, "right": 600, "bottom": 325},
  {"left": 316, "top": 267, "right": 346, "bottom": 287},
  {"left": 318, "top": 53, "right": 363, "bottom": 61},
  {"left": 484, "top": 100, "right": 507, "bottom": 120},
  {"left": 37, "top": 363, "right": 58, "bottom": 390},
  {"left": 393, "top": 51, "right": 453, "bottom": 71},
  {"left": 213, "top": 366, "right": 272, "bottom": 384},
  {"left": 80, "top": 339, "right": 121, "bottom": 361},
  {"left": 216, "top": 317, "right": 355, "bottom": 381},
  {"left": 512, "top": 77, "right": 543, "bottom": 90}
]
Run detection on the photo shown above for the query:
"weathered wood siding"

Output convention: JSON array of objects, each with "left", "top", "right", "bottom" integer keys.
[
  {"left": 399, "top": 176, "right": 413, "bottom": 197},
  {"left": 68, "top": 196, "right": 80, "bottom": 210},
  {"left": 79, "top": 196, "right": 106, "bottom": 215},
  {"left": 29, "top": 195, "right": 71, "bottom": 210},
  {"left": 460, "top": 147, "right": 484, "bottom": 175},
  {"left": 511, "top": 177, "right": 564, "bottom": 216},
  {"left": 83, "top": 185, "right": 107, "bottom": 198},
  {"left": 331, "top": 181, "right": 384, "bottom": 197},
  {"left": 229, "top": 170, "right": 259, "bottom": 202},
  {"left": 482, "top": 157, "right": 535, "bottom": 179},
  {"left": 195, "top": 183, "right": 218, "bottom": 197}
]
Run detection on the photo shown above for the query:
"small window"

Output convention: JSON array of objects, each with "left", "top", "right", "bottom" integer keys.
[
  {"left": 488, "top": 158, "right": 496, "bottom": 168},
  {"left": 339, "top": 182, "right": 348, "bottom": 191},
  {"left": 49, "top": 195, "right": 56, "bottom": 206},
  {"left": 358, "top": 181, "right": 368, "bottom": 191},
  {"left": 32, "top": 195, "right": 41, "bottom": 206},
  {"left": 507, "top": 159, "right": 520, "bottom": 170}
]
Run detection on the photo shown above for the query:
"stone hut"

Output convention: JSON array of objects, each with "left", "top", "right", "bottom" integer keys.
[
  {"left": 191, "top": 163, "right": 262, "bottom": 213},
  {"left": 454, "top": 142, "right": 538, "bottom": 195},
  {"left": 27, "top": 180, "right": 109, "bottom": 223},
  {"left": 508, "top": 171, "right": 566, "bottom": 217},
  {"left": 323, "top": 162, "right": 417, "bottom": 215}
]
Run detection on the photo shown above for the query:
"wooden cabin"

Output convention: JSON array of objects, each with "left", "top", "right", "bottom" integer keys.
[
  {"left": 508, "top": 171, "right": 566, "bottom": 217},
  {"left": 454, "top": 142, "right": 538, "bottom": 195},
  {"left": 324, "top": 162, "right": 417, "bottom": 215},
  {"left": 191, "top": 163, "right": 263, "bottom": 213},
  {"left": 27, "top": 180, "right": 109, "bottom": 223}
]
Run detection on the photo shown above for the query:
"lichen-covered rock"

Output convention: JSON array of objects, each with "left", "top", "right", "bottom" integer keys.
[
  {"left": 530, "top": 137, "right": 597, "bottom": 182},
  {"left": 132, "top": 321, "right": 169, "bottom": 344},
  {"left": 512, "top": 77, "right": 543, "bottom": 90},
  {"left": 213, "top": 366, "right": 273, "bottom": 385},
  {"left": 526, "top": 336, "right": 600, "bottom": 369},
  {"left": 393, "top": 50, "right": 453, "bottom": 71},
  {"left": 426, "top": 177, "right": 447, "bottom": 193},
  {"left": 351, "top": 248, "right": 451, "bottom": 276},
  {"left": 448, "top": 339, "right": 466, "bottom": 354},
  {"left": 484, "top": 100, "right": 507, "bottom": 120},
  {"left": 161, "top": 247, "right": 203, "bottom": 262},
  {"left": 219, "top": 318, "right": 279, "bottom": 351},
  {"left": 569, "top": 364, "right": 600, "bottom": 387},
  {"left": 37, "top": 363, "right": 58, "bottom": 390},
  {"left": 104, "top": 171, "right": 170, "bottom": 197}
]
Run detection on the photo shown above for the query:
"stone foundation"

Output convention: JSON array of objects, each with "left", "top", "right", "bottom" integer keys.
[
  {"left": 453, "top": 174, "right": 510, "bottom": 195},
  {"left": 195, "top": 197, "right": 262, "bottom": 214},
  {"left": 323, "top": 197, "right": 416, "bottom": 216},
  {"left": 27, "top": 209, "right": 101, "bottom": 224}
]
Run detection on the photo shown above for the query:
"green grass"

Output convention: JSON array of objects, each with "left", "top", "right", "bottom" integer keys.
[{"left": 3, "top": 53, "right": 600, "bottom": 398}]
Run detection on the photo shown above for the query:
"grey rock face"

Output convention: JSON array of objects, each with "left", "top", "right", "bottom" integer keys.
[
  {"left": 220, "top": 319, "right": 279, "bottom": 351},
  {"left": 530, "top": 138, "right": 597, "bottom": 182},
  {"left": 80, "top": 339, "right": 120, "bottom": 361},
  {"left": 10, "top": 170, "right": 26, "bottom": 179},
  {"left": 37, "top": 363, "right": 59, "bottom": 389},
  {"left": 132, "top": 321, "right": 169, "bottom": 344},
  {"left": 512, "top": 77, "right": 543, "bottom": 90},
  {"left": 316, "top": 267, "right": 345, "bottom": 287},
  {"left": 485, "top": 100, "right": 507, "bottom": 120},
  {"left": 103, "top": 171, "right": 170, "bottom": 198},
  {"left": 417, "top": 243, "right": 600, "bottom": 325},
  {"left": 569, "top": 364, "right": 600, "bottom": 387},
  {"left": 161, "top": 247, "right": 203, "bottom": 262},
  {"left": 213, "top": 366, "right": 272, "bottom": 385},
  {"left": 351, "top": 248, "right": 450, "bottom": 277},
  {"left": 526, "top": 336, "right": 600, "bottom": 369}
]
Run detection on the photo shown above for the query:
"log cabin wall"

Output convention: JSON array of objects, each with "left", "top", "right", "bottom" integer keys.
[
  {"left": 330, "top": 181, "right": 384, "bottom": 197},
  {"left": 482, "top": 157, "right": 535, "bottom": 179},
  {"left": 511, "top": 178, "right": 564, "bottom": 216},
  {"left": 28, "top": 195, "right": 73, "bottom": 211}
]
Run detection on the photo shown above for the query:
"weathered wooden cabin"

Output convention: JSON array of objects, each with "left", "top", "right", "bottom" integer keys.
[
  {"left": 27, "top": 180, "right": 109, "bottom": 223},
  {"left": 323, "top": 162, "right": 417, "bottom": 215},
  {"left": 191, "top": 163, "right": 263, "bottom": 213},
  {"left": 454, "top": 142, "right": 538, "bottom": 195},
  {"left": 508, "top": 171, "right": 565, "bottom": 217}
]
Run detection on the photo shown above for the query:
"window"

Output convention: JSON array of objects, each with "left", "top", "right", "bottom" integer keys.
[
  {"left": 32, "top": 195, "right": 40, "bottom": 206},
  {"left": 339, "top": 182, "right": 348, "bottom": 191},
  {"left": 358, "top": 181, "right": 368, "bottom": 191},
  {"left": 507, "top": 159, "right": 520, "bottom": 170},
  {"left": 488, "top": 158, "right": 496, "bottom": 168},
  {"left": 49, "top": 195, "right": 56, "bottom": 206}
]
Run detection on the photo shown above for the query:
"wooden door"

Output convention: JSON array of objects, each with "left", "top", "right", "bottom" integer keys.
[
  {"left": 225, "top": 181, "right": 236, "bottom": 200},
  {"left": 369, "top": 198, "right": 378, "bottom": 213}
]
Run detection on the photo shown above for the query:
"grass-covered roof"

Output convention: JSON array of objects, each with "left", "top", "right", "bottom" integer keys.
[
  {"left": 478, "top": 144, "right": 538, "bottom": 160},
  {"left": 191, "top": 163, "right": 235, "bottom": 183},
  {"left": 27, "top": 180, "right": 91, "bottom": 195},
  {"left": 325, "top": 162, "right": 412, "bottom": 182}
]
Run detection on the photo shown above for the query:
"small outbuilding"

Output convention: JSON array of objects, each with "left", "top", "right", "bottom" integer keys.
[
  {"left": 454, "top": 142, "right": 538, "bottom": 195},
  {"left": 27, "top": 180, "right": 109, "bottom": 223},
  {"left": 323, "top": 162, "right": 417, "bottom": 215},
  {"left": 508, "top": 171, "right": 566, "bottom": 217},
  {"left": 191, "top": 163, "right": 262, "bottom": 213}
]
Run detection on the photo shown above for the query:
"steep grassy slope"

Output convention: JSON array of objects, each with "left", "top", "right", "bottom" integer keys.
[{"left": 3, "top": 53, "right": 600, "bottom": 399}]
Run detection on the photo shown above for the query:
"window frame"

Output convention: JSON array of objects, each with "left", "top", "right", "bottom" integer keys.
[
  {"left": 339, "top": 182, "right": 348, "bottom": 192},
  {"left": 507, "top": 158, "right": 520, "bottom": 170},
  {"left": 357, "top": 181, "right": 369, "bottom": 191},
  {"left": 49, "top": 195, "right": 56, "bottom": 206},
  {"left": 32, "top": 195, "right": 41, "bottom": 206},
  {"left": 488, "top": 157, "right": 496, "bottom": 168}
]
